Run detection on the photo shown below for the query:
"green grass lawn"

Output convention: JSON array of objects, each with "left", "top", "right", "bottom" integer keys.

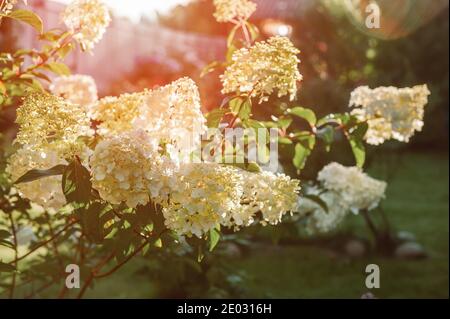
[{"left": 224, "top": 151, "right": 449, "bottom": 298}]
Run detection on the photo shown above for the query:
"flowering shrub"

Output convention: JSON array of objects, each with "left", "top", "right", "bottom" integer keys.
[{"left": 0, "top": 0, "right": 430, "bottom": 298}]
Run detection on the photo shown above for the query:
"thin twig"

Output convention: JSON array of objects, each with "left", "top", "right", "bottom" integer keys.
[
  {"left": 7, "top": 212, "right": 18, "bottom": 299},
  {"left": 94, "top": 241, "right": 148, "bottom": 279},
  {"left": 11, "top": 219, "right": 78, "bottom": 264}
]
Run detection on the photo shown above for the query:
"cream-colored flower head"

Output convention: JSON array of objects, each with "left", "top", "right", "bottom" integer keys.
[
  {"left": 91, "top": 91, "right": 146, "bottom": 136},
  {"left": 296, "top": 187, "right": 349, "bottom": 234},
  {"left": 50, "top": 75, "right": 98, "bottom": 112},
  {"left": 62, "top": 0, "right": 111, "bottom": 51},
  {"left": 317, "top": 162, "right": 387, "bottom": 213},
  {"left": 90, "top": 130, "right": 179, "bottom": 208},
  {"left": 162, "top": 162, "right": 244, "bottom": 238},
  {"left": 240, "top": 170, "right": 300, "bottom": 225},
  {"left": 91, "top": 77, "right": 206, "bottom": 156},
  {"left": 15, "top": 92, "right": 93, "bottom": 158},
  {"left": 349, "top": 85, "right": 430, "bottom": 145},
  {"left": 221, "top": 36, "right": 302, "bottom": 103},
  {"left": 6, "top": 146, "right": 67, "bottom": 210},
  {"left": 140, "top": 77, "right": 207, "bottom": 154},
  {"left": 213, "top": 0, "right": 256, "bottom": 23},
  {"left": 1, "top": 0, "right": 22, "bottom": 15}
]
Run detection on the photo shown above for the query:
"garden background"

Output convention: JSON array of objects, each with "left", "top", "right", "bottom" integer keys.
[{"left": 1, "top": 0, "right": 448, "bottom": 298}]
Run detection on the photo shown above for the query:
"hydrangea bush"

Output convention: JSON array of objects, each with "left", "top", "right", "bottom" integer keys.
[{"left": 0, "top": 0, "right": 430, "bottom": 298}]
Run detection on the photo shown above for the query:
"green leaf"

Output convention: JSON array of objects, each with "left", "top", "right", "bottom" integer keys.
[
  {"left": 292, "top": 135, "right": 315, "bottom": 172},
  {"left": 350, "top": 122, "right": 369, "bottom": 140},
  {"left": 317, "top": 125, "right": 335, "bottom": 151},
  {"left": 224, "top": 161, "right": 261, "bottom": 173},
  {"left": 62, "top": 158, "right": 92, "bottom": 204},
  {"left": 32, "top": 71, "right": 51, "bottom": 82},
  {"left": 5, "top": 10, "right": 43, "bottom": 34},
  {"left": 277, "top": 116, "right": 293, "bottom": 130},
  {"left": 77, "top": 202, "right": 111, "bottom": 244},
  {"left": 206, "top": 108, "right": 227, "bottom": 128},
  {"left": 288, "top": 107, "right": 317, "bottom": 127},
  {"left": 278, "top": 137, "right": 293, "bottom": 144},
  {"left": 0, "top": 261, "right": 15, "bottom": 273},
  {"left": 303, "top": 194, "right": 328, "bottom": 213},
  {"left": 296, "top": 132, "right": 316, "bottom": 149},
  {"left": 245, "top": 21, "right": 260, "bottom": 42},
  {"left": 293, "top": 143, "right": 309, "bottom": 171},
  {"left": 229, "top": 96, "right": 252, "bottom": 122},
  {"left": 0, "top": 239, "right": 14, "bottom": 249},
  {"left": 246, "top": 162, "right": 261, "bottom": 173},
  {"left": 347, "top": 122, "right": 368, "bottom": 167},
  {"left": 153, "top": 238, "right": 162, "bottom": 248},
  {"left": 349, "top": 136, "right": 365, "bottom": 168},
  {"left": 244, "top": 119, "right": 266, "bottom": 129},
  {"left": 209, "top": 228, "right": 220, "bottom": 252},
  {"left": 0, "top": 230, "right": 11, "bottom": 240},
  {"left": 14, "top": 165, "right": 66, "bottom": 184},
  {"left": 44, "top": 62, "right": 71, "bottom": 76},
  {"left": 57, "top": 43, "right": 74, "bottom": 60},
  {"left": 0, "top": 81, "right": 6, "bottom": 95}
]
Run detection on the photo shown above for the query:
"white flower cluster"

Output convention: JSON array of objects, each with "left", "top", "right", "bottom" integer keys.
[
  {"left": 240, "top": 170, "right": 300, "bottom": 226},
  {"left": 90, "top": 130, "right": 180, "bottom": 208},
  {"left": 6, "top": 146, "right": 67, "bottom": 210},
  {"left": 62, "top": 0, "right": 111, "bottom": 51},
  {"left": 296, "top": 187, "right": 349, "bottom": 234},
  {"left": 349, "top": 85, "right": 430, "bottom": 145},
  {"left": 7, "top": 92, "right": 94, "bottom": 210},
  {"left": 221, "top": 36, "right": 302, "bottom": 103},
  {"left": 297, "top": 163, "right": 386, "bottom": 234},
  {"left": 162, "top": 163, "right": 300, "bottom": 237},
  {"left": 317, "top": 162, "right": 387, "bottom": 213},
  {"left": 213, "top": 0, "right": 257, "bottom": 23},
  {"left": 7, "top": 71, "right": 301, "bottom": 237},
  {"left": 91, "top": 77, "right": 207, "bottom": 156},
  {"left": 14, "top": 92, "right": 93, "bottom": 158},
  {"left": 50, "top": 75, "right": 98, "bottom": 112}
]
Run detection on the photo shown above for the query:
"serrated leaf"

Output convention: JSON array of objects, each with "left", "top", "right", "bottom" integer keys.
[
  {"left": 209, "top": 228, "right": 220, "bottom": 252},
  {"left": 14, "top": 165, "right": 66, "bottom": 184},
  {"left": 289, "top": 107, "right": 317, "bottom": 126},
  {"left": 5, "top": 10, "right": 43, "bottom": 34}
]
